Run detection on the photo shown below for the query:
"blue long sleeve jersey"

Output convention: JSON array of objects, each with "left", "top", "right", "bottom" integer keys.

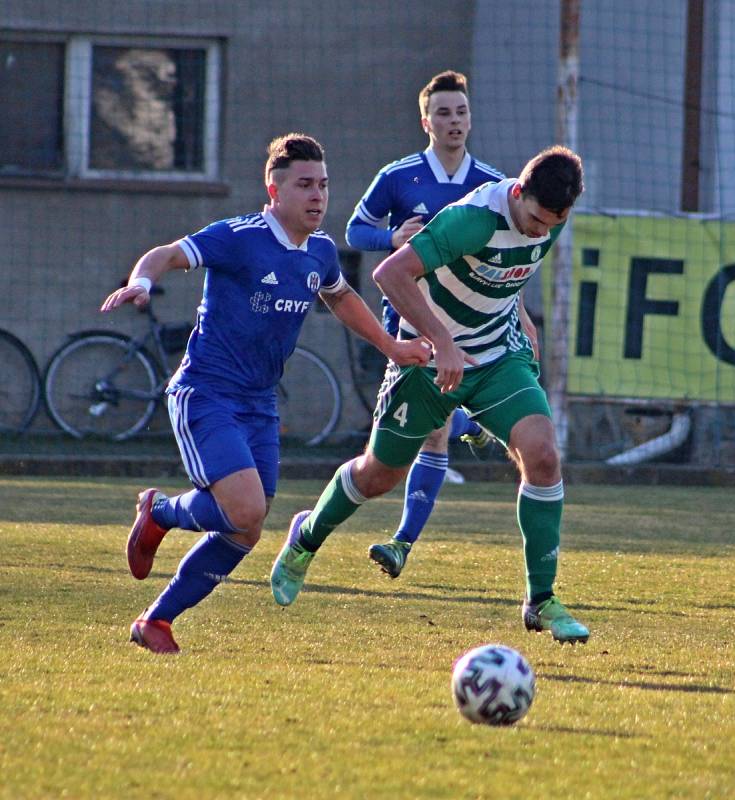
[{"left": 345, "top": 147, "right": 504, "bottom": 252}]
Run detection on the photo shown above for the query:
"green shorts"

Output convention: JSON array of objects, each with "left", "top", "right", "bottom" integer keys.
[{"left": 369, "top": 349, "right": 550, "bottom": 467}]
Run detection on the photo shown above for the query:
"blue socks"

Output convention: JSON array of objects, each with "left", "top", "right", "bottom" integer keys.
[
  {"left": 393, "top": 410, "right": 478, "bottom": 546},
  {"left": 145, "top": 490, "right": 252, "bottom": 624},
  {"left": 147, "top": 532, "right": 251, "bottom": 623},
  {"left": 152, "top": 489, "right": 240, "bottom": 534},
  {"left": 394, "top": 452, "right": 448, "bottom": 544},
  {"left": 449, "top": 408, "right": 482, "bottom": 439}
]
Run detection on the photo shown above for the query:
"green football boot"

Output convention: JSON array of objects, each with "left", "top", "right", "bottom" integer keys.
[
  {"left": 460, "top": 427, "right": 493, "bottom": 460},
  {"left": 368, "top": 539, "right": 412, "bottom": 579},
  {"left": 460, "top": 427, "right": 491, "bottom": 448},
  {"left": 522, "top": 595, "right": 589, "bottom": 644},
  {"left": 270, "top": 510, "right": 314, "bottom": 606}
]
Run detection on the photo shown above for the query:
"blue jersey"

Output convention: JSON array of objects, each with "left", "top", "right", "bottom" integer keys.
[
  {"left": 170, "top": 207, "right": 345, "bottom": 409},
  {"left": 345, "top": 148, "right": 504, "bottom": 252}
]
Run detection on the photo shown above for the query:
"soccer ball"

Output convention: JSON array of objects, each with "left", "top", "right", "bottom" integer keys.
[{"left": 451, "top": 644, "right": 535, "bottom": 726}]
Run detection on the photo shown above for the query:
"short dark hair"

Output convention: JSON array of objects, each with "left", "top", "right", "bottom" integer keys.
[
  {"left": 418, "top": 70, "right": 468, "bottom": 117},
  {"left": 265, "top": 133, "right": 324, "bottom": 184},
  {"left": 518, "top": 145, "right": 584, "bottom": 215}
]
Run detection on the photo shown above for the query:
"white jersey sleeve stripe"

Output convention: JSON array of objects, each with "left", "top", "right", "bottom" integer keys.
[
  {"left": 382, "top": 154, "right": 423, "bottom": 175},
  {"left": 320, "top": 273, "right": 347, "bottom": 294},
  {"left": 229, "top": 220, "right": 268, "bottom": 232},
  {"left": 357, "top": 201, "right": 382, "bottom": 224},
  {"left": 475, "top": 162, "right": 505, "bottom": 180},
  {"left": 179, "top": 237, "right": 203, "bottom": 269}
]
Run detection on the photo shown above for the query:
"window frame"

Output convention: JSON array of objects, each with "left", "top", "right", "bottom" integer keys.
[
  {"left": 66, "top": 35, "right": 221, "bottom": 182},
  {"left": 0, "top": 31, "right": 221, "bottom": 184}
]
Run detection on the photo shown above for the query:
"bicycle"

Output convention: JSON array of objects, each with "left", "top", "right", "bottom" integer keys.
[
  {"left": 0, "top": 329, "right": 42, "bottom": 434},
  {"left": 42, "top": 287, "right": 342, "bottom": 445}
]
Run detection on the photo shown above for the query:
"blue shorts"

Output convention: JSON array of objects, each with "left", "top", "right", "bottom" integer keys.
[{"left": 167, "top": 386, "right": 280, "bottom": 497}]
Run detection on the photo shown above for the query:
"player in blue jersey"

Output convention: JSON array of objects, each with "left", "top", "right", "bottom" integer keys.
[
  {"left": 345, "top": 70, "right": 538, "bottom": 580},
  {"left": 100, "top": 133, "right": 430, "bottom": 654}
]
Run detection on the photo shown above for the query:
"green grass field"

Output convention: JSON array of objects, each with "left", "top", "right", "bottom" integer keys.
[{"left": 1, "top": 476, "right": 733, "bottom": 799}]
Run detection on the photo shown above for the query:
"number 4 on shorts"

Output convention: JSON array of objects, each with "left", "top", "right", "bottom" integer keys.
[{"left": 393, "top": 402, "right": 408, "bottom": 428}]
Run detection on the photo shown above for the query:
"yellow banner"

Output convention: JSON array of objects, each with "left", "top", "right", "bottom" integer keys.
[{"left": 543, "top": 214, "right": 735, "bottom": 403}]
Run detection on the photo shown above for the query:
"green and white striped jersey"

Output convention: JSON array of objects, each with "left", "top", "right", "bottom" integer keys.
[{"left": 407, "top": 177, "right": 564, "bottom": 367}]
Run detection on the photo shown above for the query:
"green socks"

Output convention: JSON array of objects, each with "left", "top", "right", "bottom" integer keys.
[
  {"left": 517, "top": 480, "right": 564, "bottom": 601},
  {"left": 300, "top": 459, "right": 367, "bottom": 551}
]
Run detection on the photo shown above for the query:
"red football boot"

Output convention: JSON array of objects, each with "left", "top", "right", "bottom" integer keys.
[
  {"left": 129, "top": 616, "right": 180, "bottom": 654},
  {"left": 127, "top": 489, "right": 169, "bottom": 580}
]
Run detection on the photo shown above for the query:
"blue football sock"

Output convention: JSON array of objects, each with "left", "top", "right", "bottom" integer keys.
[
  {"left": 152, "top": 489, "right": 239, "bottom": 534},
  {"left": 147, "top": 532, "right": 251, "bottom": 623},
  {"left": 394, "top": 452, "right": 448, "bottom": 545},
  {"left": 449, "top": 408, "right": 482, "bottom": 439}
]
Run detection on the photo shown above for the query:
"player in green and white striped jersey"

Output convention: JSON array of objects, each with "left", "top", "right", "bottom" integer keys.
[
  {"left": 395, "top": 176, "right": 561, "bottom": 367},
  {"left": 271, "top": 146, "right": 589, "bottom": 644}
]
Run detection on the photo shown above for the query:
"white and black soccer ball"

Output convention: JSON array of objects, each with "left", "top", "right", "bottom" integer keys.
[{"left": 451, "top": 644, "right": 535, "bottom": 726}]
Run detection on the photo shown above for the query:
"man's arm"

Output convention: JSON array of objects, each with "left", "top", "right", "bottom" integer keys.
[
  {"left": 319, "top": 284, "right": 430, "bottom": 367},
  {"left": 100, "top": 242, "right": 189, "bottom": 312},
  {"left": 345, "top": 171, "right": 393, "bottom": 251},
  {"left": 346, "top": 214, "right": 424, "bottom": 252},
  {"left": 345, "top": 165, "right": 425, "bottom": 252},
  {"left": 345, "top": 215, "right": 393, "bottom": 251},
  {"left": 518, "top": 293, "right": 540, "bottom": 360},
  {"left": 373, "top": 244, "right": 475, "bottom": 393}
]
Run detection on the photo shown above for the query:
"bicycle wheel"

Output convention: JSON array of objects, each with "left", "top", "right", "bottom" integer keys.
[
  {"left": 0, "top": 329, "right": 42, "bottom": 433},
  {"left": 44, "top": 334, "right": 160, "bottom": 440},
  {"left": 278, "top": 345, "right": 342, "bottom": 446}
]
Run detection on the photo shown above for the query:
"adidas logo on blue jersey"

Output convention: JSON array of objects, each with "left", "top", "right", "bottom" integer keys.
[
  {"left": 261, "top": 272, "right": 278, "bottom": 285},
  {"left": 412, "top": 202, "right": 429, "bottom": 215}
]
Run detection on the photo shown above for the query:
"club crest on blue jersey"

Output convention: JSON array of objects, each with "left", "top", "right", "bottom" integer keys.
[{"left": 307, "top": 272, "right": 321, "bottom": 293}]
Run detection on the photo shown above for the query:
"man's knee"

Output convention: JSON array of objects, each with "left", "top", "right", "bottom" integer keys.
[
  {"left": 221, "top": 498, "right": 266, "bottom": 545},
  {"left": 530, "top": 439, "right": 560, "bottom": 473},
  {"left": 517, "top": 438, "right": 560, "bottom": 482},
  {"left": 508, "top": 417, "right": 560, "bottom": 483}
]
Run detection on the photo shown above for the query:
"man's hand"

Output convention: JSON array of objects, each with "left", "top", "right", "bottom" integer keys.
[
  {"left": 386, "top": 337, "right": 432, "bottom": 367},
  {"left": 100, "top": 284, "right": 150, "bottom": 312},
  {"left": 432, "top": 336, "right": 477, "bottom": 393},
  {"left": 100, "top": 244, "right": 188, "bottom": 313},
  {"left": 390, "top": 215, "right": 424, "bottom": 249}
]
